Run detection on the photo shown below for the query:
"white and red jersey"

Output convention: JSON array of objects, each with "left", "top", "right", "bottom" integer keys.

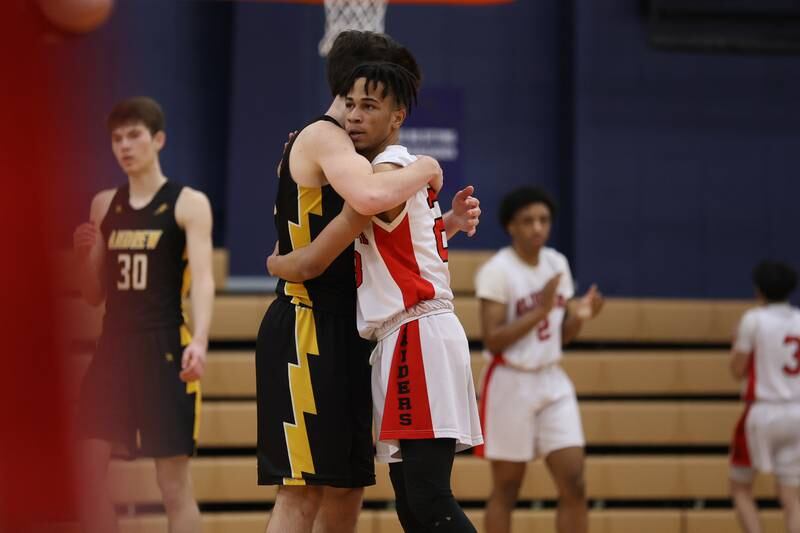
[
  {"left": 474, "top": 247, "right": 574, "bottom": 370},
  {"left": 355, "top": 145, "right": 453, "bottom": 340},
  {"left": 733, "top": 303, "right": 800, "bottom": 403}
]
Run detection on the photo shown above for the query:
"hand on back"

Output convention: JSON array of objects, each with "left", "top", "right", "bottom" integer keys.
[{"left": 276, "top": 130, "right": 299, "bottom": 176}]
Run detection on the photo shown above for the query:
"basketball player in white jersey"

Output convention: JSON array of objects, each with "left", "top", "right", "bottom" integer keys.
[
  {"left": 729, "top": 261, "right": 800, "bottom": 533},
  {"left": 269, "top": 62, "right": 483, "bottom": 532},
  {"left": 474, "top": 187, "right": 603, "bottom": 533}
]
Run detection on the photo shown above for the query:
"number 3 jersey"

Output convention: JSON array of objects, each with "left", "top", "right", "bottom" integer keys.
[
  {"left": 733, "top": 303, "right": 800, "bottom": 403},
  {"left": 100, "top": 181, "right": 189, "bottom": 333},
  {"left": 355, "top": 145, "right": 453, "bottom": 341}
]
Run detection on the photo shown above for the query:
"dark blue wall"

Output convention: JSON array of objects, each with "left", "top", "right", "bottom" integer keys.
[
  {"left": 573, "top": 0, "right": 800, "bottom": 298},
  {"left": 225, "top": 2, "right": 326, "bottom": 276},
  {"left": 56, "top": 0, "right": 800, "bottom": 298}
]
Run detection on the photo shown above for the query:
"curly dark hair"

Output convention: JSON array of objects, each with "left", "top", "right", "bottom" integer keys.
[
  {"left": 498, "top": 186, "right": 557, "bottom": 230},
  {"left": 340, "top": 62, "right": 418, "bottom": 113}
]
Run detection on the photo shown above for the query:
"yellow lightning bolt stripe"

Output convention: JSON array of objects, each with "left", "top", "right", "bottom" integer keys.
[
  {"left": 283, "top": 305, "right": 319, "bottom": 484},
  {"left": 284, "top": 186, "right": 323, "bottom": 307},
  {"left": 180, "top": 246, "right": 192, "bottom": 344},
  {"left": 180, "top": 243, "right": 199, "bottom": 439}
]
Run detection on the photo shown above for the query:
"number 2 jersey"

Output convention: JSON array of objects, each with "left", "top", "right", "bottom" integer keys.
[
  {"left": 475, "top": 247, "right": 575, "bottom": 370},
  {"left": 355, "top": 145, "right": 453, "bottom": 340},
  {"left": 733, "top": 303, "right": 800, "bottom": 403},
  {"left": 100, "top": 181, "right": 189, "bottom": 333}
]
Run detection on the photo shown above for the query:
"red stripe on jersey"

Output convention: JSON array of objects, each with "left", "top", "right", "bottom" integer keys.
[
  {"left": 426, "top": 186, "right": 438, "bottom": 209},
  {"left": 730, "top": 403, "right": 753, "bottom": 467},
  {"left": 474, "top": 355, "right": 503, "bottom": 458},
  {"left": 744, "top": 351, "right": 756, "bottom": 402},
  {"left": 380, "top": 320, "right": 435, "bottom": 440},
  {"left": 373, "top": 214, "right": 436, "bottom": 309}
]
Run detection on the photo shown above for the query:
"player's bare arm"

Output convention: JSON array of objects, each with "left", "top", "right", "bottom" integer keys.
[
  {"left": 73, "top": 189, "right": 115, "bottom": 306},
  {"left": 480, "top": 273, "right": 562, "bottom": 354},
  {"left": 562, "top": 284, "right": 604, "bottom": 345},
  {"left": 730, "top": 349, "right": 750, "bottom": 379},
  {"left": 175, "top": 188, "right": 214, "bottom": 382},
  {"left": 730, "top": 312, "right": 756, "bottom": 379},
  {"left": 267, "top": 203, "right": 370, "bottom": 282},
  {"left": 373, "top": 162, "right": 409, "bottom": 222},
  {"left": 301, "top": 122, "right": 442, "bottom": 215}
]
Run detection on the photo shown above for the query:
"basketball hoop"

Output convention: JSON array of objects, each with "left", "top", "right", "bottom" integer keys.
[{"left": 318, "top": 0, "right": 388, "bottom": 57}]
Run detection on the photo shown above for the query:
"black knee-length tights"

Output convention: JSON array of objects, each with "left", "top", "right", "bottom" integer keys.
[{"left": 388, "top": 438, "right": 477, "bottom": 533}]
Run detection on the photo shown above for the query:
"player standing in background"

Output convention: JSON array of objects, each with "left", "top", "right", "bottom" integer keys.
[
  {"left": 256, "top": 32, "right": 445, "bottom": 533},
  {"left": 729, "top": 261, "right": 800, "bottom": 533},
  {"left": 474, "top": 187, "right": 603, "bottom": 533},
  {"left": 268, "top": 62, "right": 483, "bottom": 532},
  {"left": 72, "top": 97, "right": 214, "bottom": 533}
]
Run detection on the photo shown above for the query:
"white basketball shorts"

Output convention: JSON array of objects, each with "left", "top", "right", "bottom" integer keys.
[
  {"left": 730, "top": 402, "right": 800, "bottom": 486},
  {"left": 370, "top": 310, "right": 483, "bottom": 463},
  {"left": 476, "top": 361, "right": 584, "bottom": 462}
]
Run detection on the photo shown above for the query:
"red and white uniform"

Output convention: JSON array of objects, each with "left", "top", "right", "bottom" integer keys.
[
  {"left": 730, "top": 303, "right": 800, "bottom": 486},
  {"left": 357, "top": 145, "right": 482, "bottom": 463},
  {"left": 474, "top": 246, "right": 584, "bottom": 461}
]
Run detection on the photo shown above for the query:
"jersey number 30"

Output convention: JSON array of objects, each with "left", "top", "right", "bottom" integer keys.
[{"left": 118, "top": 253, "right": 148, "bottom": 291}]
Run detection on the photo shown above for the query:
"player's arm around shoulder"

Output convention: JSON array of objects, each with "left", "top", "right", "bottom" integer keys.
[
  {"left": 372, "top": 162, "right": 407, "bottom": 222},
  {"left": 265, "top": 159, "right": 414, "bottom": 281},
  {"left": 175, "top": 187, "right": 214, "bottom": 382},
  {"left": 309, "top": 123, "right": 441, "bottom": 215},
  {"left": 72, "top": 189, "right": 115, "bottom": 306}
]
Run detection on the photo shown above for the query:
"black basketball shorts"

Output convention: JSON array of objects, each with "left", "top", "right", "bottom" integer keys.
[
  {"left": 76, "top": 325, "right": 200, "bottom": 458},
  {"left": 256, "top": 298, "right": 374, "bottom": 487}
]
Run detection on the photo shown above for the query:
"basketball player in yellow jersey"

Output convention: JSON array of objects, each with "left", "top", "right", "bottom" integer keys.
[{"left": 72, "top": 97, "right": 214, "bottom": 533}]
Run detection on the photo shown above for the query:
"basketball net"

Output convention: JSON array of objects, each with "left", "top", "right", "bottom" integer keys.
[{"left": 319, "top": 0, "right": 388, "bottom": 57}]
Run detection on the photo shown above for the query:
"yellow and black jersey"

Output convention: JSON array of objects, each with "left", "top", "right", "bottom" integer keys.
[
  {"left": 258, "top": 115, "right": 373, "bottom": 487},
  {"left": 274, "top": 115, "right": 357, "bottom": 313},
  {"left": 100, "top": 181, "right": 189, "bottom": 332}
]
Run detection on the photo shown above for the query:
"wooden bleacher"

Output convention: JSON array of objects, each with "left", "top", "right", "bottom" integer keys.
[
  {"left": 71, "top": 348, "right": 739, "bottom": 398},
  {"left": 64, "top": 293, "right": 752, "bottom": 344},
  {"left": 69, "top": 353, "right": 741, "bottom": 448},
  {"left": 60, "top": 249, "right": 775, "bottom": 533},
  {"left": 202, "top": 349, "right": 742, "bottom": 398}
]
